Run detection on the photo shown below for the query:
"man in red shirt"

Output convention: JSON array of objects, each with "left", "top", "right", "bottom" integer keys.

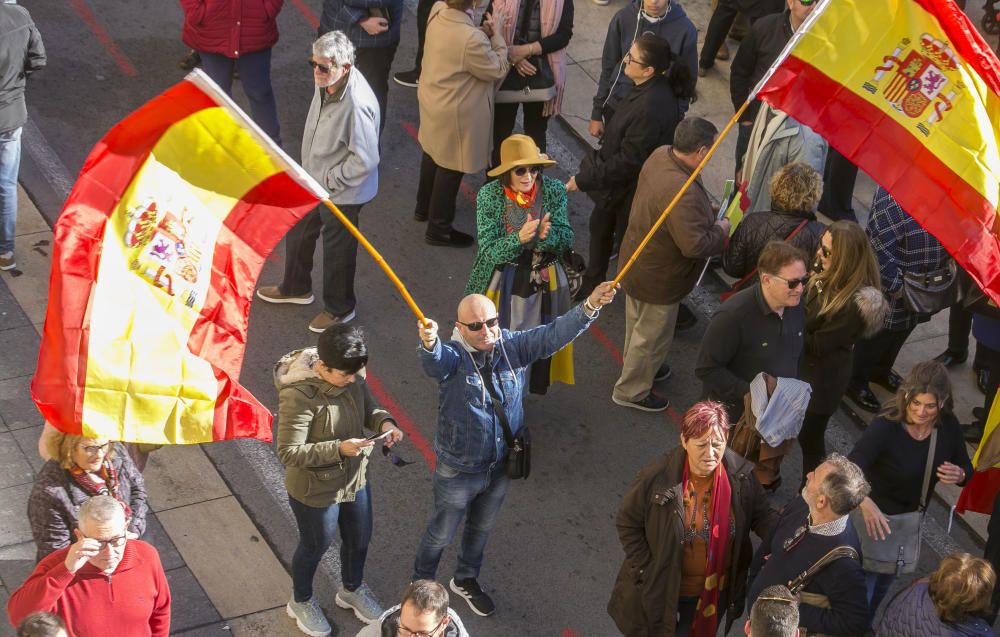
[{"left": 8, "top": 495, "right": 171, "bottom": 636}]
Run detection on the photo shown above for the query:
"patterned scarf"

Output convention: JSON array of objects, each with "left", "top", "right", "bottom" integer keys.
[
  {"left": 683, "top": 460, "right": 732, "bottom": 637},
  {"left": 503, "top": 182, "right": 538, "bottom": 208},
  {"left": 69, "top": 461, "right": 133, "bottom": 519},
  {"left": 493, "top": 0, "right": 568, "bottom": 117}
]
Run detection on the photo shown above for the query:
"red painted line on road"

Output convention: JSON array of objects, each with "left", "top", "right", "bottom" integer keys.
[
  {"left": 291, "top": 0, "right": 321, "bottom": 30},
  {"left": 366, "top": 371, "right": 437, "bottom": 470},
  {"left": 68, "top": 0, "right": 137, "bottom": 76},
  {"left": 561, "top": 629, "right": 581, "bottom": 637}
]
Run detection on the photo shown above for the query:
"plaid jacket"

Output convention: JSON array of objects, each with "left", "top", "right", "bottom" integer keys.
[{"left": 867, "top": 187, "right": 949, "bottom": 330}]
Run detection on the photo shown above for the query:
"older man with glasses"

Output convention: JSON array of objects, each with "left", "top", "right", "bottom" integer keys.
[
  {"left": 9, "top": 495, "right": 171, "bottom": 637},
  {"left": 256, "top": 30, "right": 380, "bottom": 334},
  {"left": 411, "top": 282, "right": 617, "bottom": 617}
]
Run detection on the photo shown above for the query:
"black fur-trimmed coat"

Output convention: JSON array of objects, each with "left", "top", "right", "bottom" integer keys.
[{"left": 802, "top": 285, "right": 889, "bottom": 415}]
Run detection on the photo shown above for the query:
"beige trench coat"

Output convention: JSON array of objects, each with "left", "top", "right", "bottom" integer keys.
[{"left": 417, "top": 2, "right": 509, "bottom": 173}]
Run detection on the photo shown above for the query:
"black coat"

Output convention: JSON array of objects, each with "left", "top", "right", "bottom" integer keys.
[
  {"left": 802, "top": 285, "right": 888, "bottom": 415},
  {"left": 723, "top": 208, "right": 825, "bottom": 280},
  {"left": 576, "top": 74, "right": 683, "bottom": 204},
  {"left": 607, "top": 447, "right": 777, "bottom": 636},
  {"left": 730, "top": 10, "right": 792, "bottom": 123}
]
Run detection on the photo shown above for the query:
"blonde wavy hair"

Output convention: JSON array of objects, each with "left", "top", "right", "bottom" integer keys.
[
  {"left": 769, "top": 162, "right": 823, "bottom": 213},
  {"left": 928, "top": 553, "right": 995, "bottom": 623},
  {"left": 46, "top": 433, "right": 114, "bottom": 470},
  {"left": 808, "top": 220, "right": 881, "bottom": 318}
]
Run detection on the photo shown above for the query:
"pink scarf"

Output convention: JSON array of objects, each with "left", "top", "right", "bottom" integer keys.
[{"left": 493, "top": 0, "right": 567, "bottom": 117}]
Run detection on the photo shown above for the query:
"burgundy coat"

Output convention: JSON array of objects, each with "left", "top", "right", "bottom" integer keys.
[{"left": 180, "top": 0, "right": 283, "bottom": 57}]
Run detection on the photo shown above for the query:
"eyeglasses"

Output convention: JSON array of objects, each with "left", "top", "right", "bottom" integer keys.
[
  {"left": 512, "top": 165, "right": 542, "bottom": 177},
  {"left": 457, "top": 317, "right": 499, "bottom": 332},
  {"left": 398, "top": 615, "right": 447, "bottom": 637},
  {"left": 79, "top": 442, "right": 112, "bottom": 456},
  {"left": 624, "top": 52, "right": 650, "bottom": 67},
  {"left": 768, "top": 273, "right": 809, "bottom": 289},
  {"left": 382, "top": 444, "right": 413, "bottom": 467},
  {"left": 308, "top": 59, "right": 335, "bottom": 74},
  {"left": 80, "top": 532, "right": 127, "bottom": 550}
]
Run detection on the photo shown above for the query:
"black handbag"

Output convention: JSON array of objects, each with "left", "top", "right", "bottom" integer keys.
[
  {"left": 496, "top": 55, "right": 556, "bottom": 103},
  {"left": 901, "top": 260, "right": 958, "bottom": 314},
  {"left": 483, "top": 373, "right": 531, "bottom": 479}
]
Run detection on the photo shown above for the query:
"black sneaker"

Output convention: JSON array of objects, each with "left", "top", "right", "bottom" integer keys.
[
  {"left": 393, "top": 69, "right": 419, "bottom": 88},
  {"left": 612, "top": 393, "right": 669, "bottom": 412},
  {"left": 450, "top": 578, "right": 495, "bottom": 617},
  {"left": 425, "top": 229, "right": 474, "bottom": 248},
  {"left": 654, "top": 364, "right": 672, "bottom": 382}
]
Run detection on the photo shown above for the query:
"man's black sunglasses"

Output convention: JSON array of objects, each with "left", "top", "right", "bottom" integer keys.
[{"left": 457, "top": 317, "right": 499, "bottom": 331}]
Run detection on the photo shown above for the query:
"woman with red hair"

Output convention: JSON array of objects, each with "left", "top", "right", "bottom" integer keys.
[{"left": 608, "top": 401, "right": 776, "bottom": 636}]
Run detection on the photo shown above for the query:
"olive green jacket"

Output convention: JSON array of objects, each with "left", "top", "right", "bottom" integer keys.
[{"left": 274, "top": 348, "right": 394, "bottom": 507}]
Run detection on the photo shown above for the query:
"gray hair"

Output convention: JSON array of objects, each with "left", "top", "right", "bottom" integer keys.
[
  {"left": 673, "top": 117, "right": 718, "bottom": 154},
  {"left": 78, "top": 495, "right": 126, "bottom": 528},
  {"left": 819, "top": 453, "right": 870, "bottom": 516},
  {"left": 401, "top": 580, "right": 449, "bottom": 621},
  {"left": 312, "top": 31, "right": 355, "bottom": 66},
  {"left": 750, "top": 585, "right": 799, "bottom": 637}
]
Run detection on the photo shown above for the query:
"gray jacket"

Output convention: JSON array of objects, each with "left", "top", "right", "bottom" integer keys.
[
  {"left": 302, "top": 68, "right": 380, "bottom": 205},
  {"left": 0, "top": 1, "right": 46, "bottom": 134}
]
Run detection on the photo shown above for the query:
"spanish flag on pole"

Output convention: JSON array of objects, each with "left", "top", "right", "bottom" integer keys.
[
  {"left": 754, "top": 0, "right": 1000, "bottom": 303},
  {"left": 31, "top": 70, "right": 326, "bottom": 444}
]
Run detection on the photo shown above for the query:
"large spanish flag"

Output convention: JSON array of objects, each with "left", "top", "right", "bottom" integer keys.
[
  {"left": 754, "top": 0, "right": 1000, "bottom": 302},
  {"left": 31, "top": 70, "right": 327, "bottom": 444}
]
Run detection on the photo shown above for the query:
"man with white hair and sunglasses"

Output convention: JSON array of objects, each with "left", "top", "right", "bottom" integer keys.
[
  {"left": 8, "top": 495, "right": 171, "bottom": 637},
  {"left": 257, "top": 31, "right": 380, "bottom": 335}
]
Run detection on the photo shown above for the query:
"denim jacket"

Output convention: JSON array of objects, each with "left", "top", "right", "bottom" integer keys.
[{"left": 419, "top": 304, "right": 595, "bottom": 473}]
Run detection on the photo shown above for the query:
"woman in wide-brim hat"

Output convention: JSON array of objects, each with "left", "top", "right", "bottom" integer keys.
[{"left": 464, "top": 134, "right": 575, "bottom": 394}]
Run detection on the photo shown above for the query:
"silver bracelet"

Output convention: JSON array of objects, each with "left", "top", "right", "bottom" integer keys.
[{"left": 584, "top": 299, "right": 600, "bottom": 314}]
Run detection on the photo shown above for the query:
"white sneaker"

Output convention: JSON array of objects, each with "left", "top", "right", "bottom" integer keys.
[
  {"left": 0, "top": 252, "right": 14, "bottom": 271},
  {"left": 335, "top": 583, "right": 383, "bottom": 624},
  {"left": 286, "top": 597, "right": 333, "bottom": 637}
]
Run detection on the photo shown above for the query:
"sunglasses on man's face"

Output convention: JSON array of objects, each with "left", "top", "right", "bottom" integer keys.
[
  {"left": 308, "top": 59, "right": 334, "bottom": 74},
  {"left": 770, "top": 273, "right": 809, "bottom": 290},
  {"left": 457, "top": 317, "right": 499, "bottom": 331},
  {"left": 512, "top": 166, "right": 543, "bottom": 177}
]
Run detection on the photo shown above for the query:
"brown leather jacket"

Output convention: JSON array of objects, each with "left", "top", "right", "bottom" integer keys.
[{"left": 607, "top": 447, "right": 776, "bottom": 636}]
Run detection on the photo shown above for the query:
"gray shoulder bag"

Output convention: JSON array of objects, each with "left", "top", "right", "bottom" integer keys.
[{"left": 850, "top": 429, "right": 936, "bottom": 575}]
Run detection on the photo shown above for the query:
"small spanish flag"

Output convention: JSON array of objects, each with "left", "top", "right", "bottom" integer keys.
[
  {"left": 31, "top": 70, "right": 327, "bottom": 444},
  {"left": 754, "top": 0, "right": 1000, "bottom": 304}
]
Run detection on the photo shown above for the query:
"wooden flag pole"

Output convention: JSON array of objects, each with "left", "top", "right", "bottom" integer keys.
[
  {"left": 322, "top": 199, "right": 430, "bottom": 326},
  {"left": 612, "top": 100, "right": 750, "bottom": 287}
]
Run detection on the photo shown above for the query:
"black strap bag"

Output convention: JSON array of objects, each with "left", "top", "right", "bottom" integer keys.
[{"left": 483, "top": 374, "right": 531, "bottom": 479}]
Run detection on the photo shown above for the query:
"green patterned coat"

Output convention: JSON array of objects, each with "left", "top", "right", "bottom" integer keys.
[{"left": 465, "top": 176, "right": 574, "bottom": 295}]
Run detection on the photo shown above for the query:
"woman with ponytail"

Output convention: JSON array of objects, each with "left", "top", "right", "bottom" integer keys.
[{"left": 566, "top": 32, "right": 694, "bottom": 299}]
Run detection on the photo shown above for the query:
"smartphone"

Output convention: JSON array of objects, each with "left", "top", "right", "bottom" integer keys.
[{"left": 366, "top": 430, "right": 392, "bottom": 442}]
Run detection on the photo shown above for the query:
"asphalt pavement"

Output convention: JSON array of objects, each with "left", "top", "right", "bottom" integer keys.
[{"left": 3, "top": 0, "right": 999, "bottom": 635}]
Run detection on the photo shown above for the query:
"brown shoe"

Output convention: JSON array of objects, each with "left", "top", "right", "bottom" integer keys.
[
  {"left": 698, "top": 66, "right": 709, "bottom": 78},
  {"left": 308, "top": 310, "right": 356, "bottom": 333},
  {"left": 179, "top": 50, "right": 201, "bottom": 70},
  {"left": 256, "top": 285, "right": 314, "bottom": 305},
  {"left": 716, "top": 42, "right": 730, "bottom": 60},
  {"left": 0, "top": 251, "right": 15, "bottom": 271}
]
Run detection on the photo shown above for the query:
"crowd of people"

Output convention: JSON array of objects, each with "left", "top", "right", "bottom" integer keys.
[{"left": 4, "top": 0, "right": 1000, "bottom": 636}]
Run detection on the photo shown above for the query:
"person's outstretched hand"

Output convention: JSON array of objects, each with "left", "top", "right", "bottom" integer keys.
[
  {"left": 587, "top": 281, "right": 618, "bottom": 311},
  {"left": 418, "top": 319, "right": 439, "bottom": 350}
]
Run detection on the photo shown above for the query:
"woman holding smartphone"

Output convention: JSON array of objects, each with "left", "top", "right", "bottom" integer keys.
[{"left": 275, "top": 324, "right": 404, "bottom": 636}]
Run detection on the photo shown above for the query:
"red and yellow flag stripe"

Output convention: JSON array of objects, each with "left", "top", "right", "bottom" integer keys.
[{"left": 32, "top": 72, "right": 326, "bottom": 444}]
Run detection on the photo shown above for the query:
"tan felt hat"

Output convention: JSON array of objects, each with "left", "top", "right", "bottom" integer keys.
[{"left": 487, "top": 134, "right": 557, "bottom": 177}]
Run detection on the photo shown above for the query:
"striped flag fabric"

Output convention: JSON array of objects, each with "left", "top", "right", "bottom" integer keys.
[
  {"left": 753, "top": 0, "right": 1000, "bottom": 304},
  {"left": 31, "top": 70, "right": 327, "bottom": 444}
]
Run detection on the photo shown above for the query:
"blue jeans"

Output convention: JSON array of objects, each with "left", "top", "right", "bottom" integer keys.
[
  {"left": 199, "top": 49, "right": 282, "bottom": 146},
  {"left": 865, "top": 570, "right": 896, "bottom": 625},
  {"left": 289, "top": 487, "right": 372, "bottom": 602},
  {"left": 0, "top": 127, "right": 22, "bottom": 254},
  {"left": 412, "top": 463, "right": 511, "bottom": 581}
]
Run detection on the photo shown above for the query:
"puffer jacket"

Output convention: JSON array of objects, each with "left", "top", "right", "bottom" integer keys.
[
  {"left": 419, "top": 304, "right": 595, "bottom": 473},
  {"left": 274, "top": 348, "right": 393, "bottom": 507},
  {"left": 607, "top": 447, "right": 777, "bottom": 637},
  {"left": 802, "top": 285, "right": 889, "bottom": 415},
  {"left": 355, "top": 605, "right": 469, "bottom": 637},
  {"left": 722, "top": 207, "right": 825, "bottom": 280},
  {"left": 877, "top": 581, "right": 997, "bottom": 637},
  {"left": 27, "top": 442, "right": 149, "bottom": 561},
  {"left": 180, "top": 0, "right": 283, "bottom": 57}
]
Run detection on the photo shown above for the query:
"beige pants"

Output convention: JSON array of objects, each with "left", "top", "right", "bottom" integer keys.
[{"left": 613, "top": 296, "right": 679, "bottom": 403}]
